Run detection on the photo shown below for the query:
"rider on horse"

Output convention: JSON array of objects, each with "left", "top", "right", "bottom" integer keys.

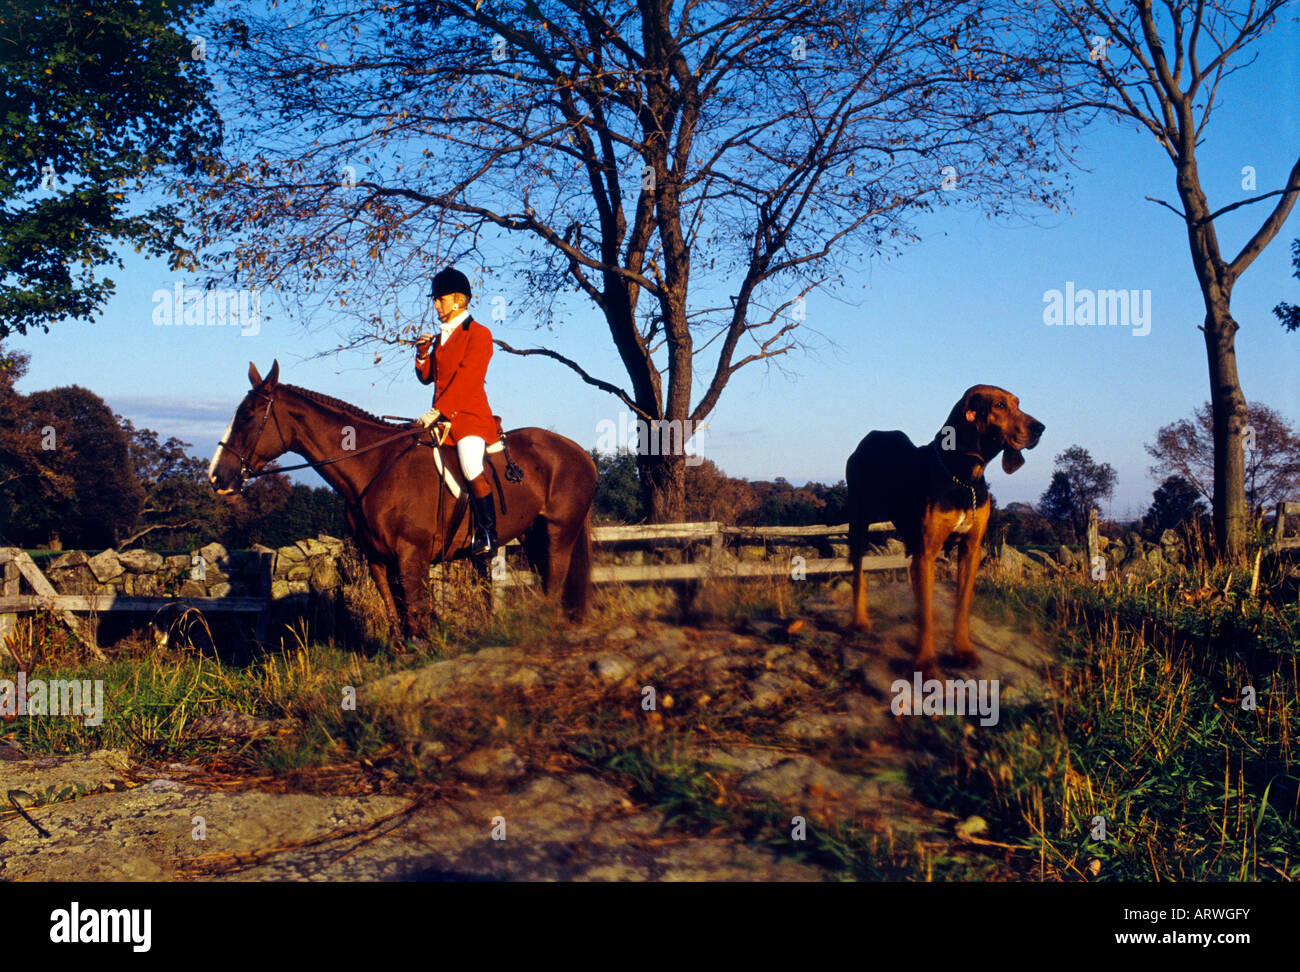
[{"left": 414, "top": 267, "right": 499, "bottom": 558}]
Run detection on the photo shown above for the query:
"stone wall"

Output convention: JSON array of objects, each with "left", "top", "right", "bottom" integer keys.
[{"left": 42, "top": 535, "right": 347, "bottom": 600}]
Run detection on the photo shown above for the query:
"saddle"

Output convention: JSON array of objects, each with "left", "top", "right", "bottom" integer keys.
[{"left": 423, "top": 415, "right": 523, "bottom": 499}]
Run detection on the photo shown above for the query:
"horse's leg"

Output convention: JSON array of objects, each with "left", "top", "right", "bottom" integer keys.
[
  {"left": 396, "top": 551, "right": 432, "bottom": 646},
  {"left": 540, "top": 516, "right": 583, "bottom": 602},
  {"left": 521, "top": 519, "right": 552, "bottom": 590},
  {"left": 560, "top": 517, "right": 591, "bottom": 620},
  {"left": 367, "top": 560, "right": 402, "bottom": 632}
]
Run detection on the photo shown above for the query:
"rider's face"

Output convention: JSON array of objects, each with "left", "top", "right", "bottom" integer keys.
[{"left": 434, "top": 293, "right": 467, "bottom": 323}]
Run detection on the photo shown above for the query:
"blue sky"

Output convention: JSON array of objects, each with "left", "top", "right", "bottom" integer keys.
[{"left": 10, "top": 15, "right": 1300, "bottom": 521}]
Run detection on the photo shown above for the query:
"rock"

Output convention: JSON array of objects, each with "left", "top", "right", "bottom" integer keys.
[
  {"left": 186, "top": 709, "right": 286, "bottom": 739},
  {"left": 1159, "top": 528, "right": 1181, "bottom": 548},
  {"left": 47, "top": 551, "right": 89, "bottom": 571},
  {"left": 0, "top": 749, "right": 131, "bottom": 795},
  {"left": 831, "top": 579, "right": 852, "bottom": 594},
  {"left": 955, "top": 815, "right": 988, "bottom": 842},
  {"left": 165, "top": 554, "right": 191, "bottom": 571},
  {"left": 738, "top": 755, "right": 887, "bottom": 812},
  {"left": 744, "top": 672, "right": 804, "bottom": 711},
  {"left": 505, "top": 668, "right": 542, "bottom": 690},
  {"left": 316, "top": 535, "right": 345, "bottom": 556},
  {"left": 778, "top": 711, "right": 872, "bottom": 741},
  {"left": 296, "top": 538, "right": 329, "bottom": 557},
  {"left": 270, "top": 579, "right": 291, "bottom": 600},
  {"left": 1024, "top": 549, "right": 1057, "bottom": 571},
  {"left": 179, "top": 580, "right": 207, "bottom": 597},
  {"left": 208, "top": 582, "right": 233, "bottom": 598},
  {"left": 287, "top": 564, "right": 311, "bottom": 582},
  {"left": 287, "top": 580, "right": 310, "bottom": 595},
  {"left": 199, "top": 542, "right": 228, "bottom": 566},
  {"left": 745, "top": 618, "right": 786, "bottom": 642},
  {"left": 457, "top": 747, "right": 525, "bottom": 781},
  {"left": 592, "top": 653, "right": 636, "bottom": 683},
  {"left": 607, "top": 626, "right": 638, "bottom": 642},
  {"left": 0, "top": 784, "right": 410, "bottom": 882},
  {"left": 86, "top": 549, "right": 124, "bottom": 583},
  {"left": 1145, "top": 547, "right": 1164, "bottom": 566},
  {"left": 700, "top": 746, "right": 790, "bottom": 773},
  {"left": 277, "top": 544, "right": 307, "bottom": 563},
  {"left": 997, "top": 544, "right": 1028, "bottom": 575},
  {"left": 415, "top": 740, "right": 446, "bottom": 760},
  {"left": 885, "top": 538, "right": 906, "bottom": 556},
  {"left": 118, "top": 549, "right": 164, "bottom": 573},
  {"left": 310, "top": 560, "right": 341, "bottom": 593}
]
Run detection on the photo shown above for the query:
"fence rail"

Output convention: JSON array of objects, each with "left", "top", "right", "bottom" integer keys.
[{"left": 0, "top": 520, "right": 902, "bottom": 648}]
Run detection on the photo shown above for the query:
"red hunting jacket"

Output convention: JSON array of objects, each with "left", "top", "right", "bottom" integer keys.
[{"left": 415, "top": 316, "right": 500, "bottom": 445}]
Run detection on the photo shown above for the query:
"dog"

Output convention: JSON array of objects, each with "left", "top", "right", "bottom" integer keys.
[{"left": 845, "top": 385, "right": 1044, "bottom": 675}]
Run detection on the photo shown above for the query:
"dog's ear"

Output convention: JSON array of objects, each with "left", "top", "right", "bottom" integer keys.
[
  {"left": 962, "top": 388, "right": 990, "bottom": 433},
  {"left": 1002, "top": 447, "right": 1025, "bottom": 474}
]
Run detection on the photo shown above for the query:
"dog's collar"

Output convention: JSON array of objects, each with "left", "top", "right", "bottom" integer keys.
[{"left": 930, "top": 441, "right": 981, "bottom": 510}]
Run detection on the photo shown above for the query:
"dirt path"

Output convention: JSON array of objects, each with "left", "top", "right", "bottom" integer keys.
[{"left": 0, "top": 580, "right": 1058, "bottom": 881}]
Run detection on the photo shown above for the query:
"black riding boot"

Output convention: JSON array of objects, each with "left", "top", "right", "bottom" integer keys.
[{"left": 469, "top": 492, "right": 497, "bottom": 558}]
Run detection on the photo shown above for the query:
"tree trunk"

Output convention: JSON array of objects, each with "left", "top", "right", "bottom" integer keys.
[
  {"left": 1202, "top": 302, "right": 1250, "bottom": 563},
  {"left": 638, "top": 449, "right": 686, "bottom": 523}
]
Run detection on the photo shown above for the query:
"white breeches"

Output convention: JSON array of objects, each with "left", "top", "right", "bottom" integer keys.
[{"left": 457, "top": 435, "right": 486, "bottom": 480}]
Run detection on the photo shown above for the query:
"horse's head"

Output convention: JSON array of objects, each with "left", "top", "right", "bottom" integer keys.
[{"left": 208, "top": 360, "right": 284, "bottom": 495}]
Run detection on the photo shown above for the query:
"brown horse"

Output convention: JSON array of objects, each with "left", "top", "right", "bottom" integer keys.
[{"left": 208, "top": 361, "right": 597, "bottom": 646}]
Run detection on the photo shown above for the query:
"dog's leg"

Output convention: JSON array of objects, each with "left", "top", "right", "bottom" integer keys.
[
  {"left": 849, "top": 525, "right": 871, "bottom": 631},
  {"left": 909, "top": 540, "right": 941, "bottom": 676},
  {"left": 952, "top": 510, "right": 989, "bottom": 667}
]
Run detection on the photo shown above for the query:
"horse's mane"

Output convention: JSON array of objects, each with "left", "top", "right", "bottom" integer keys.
[{"left": 281, "top": 383, "right": 405, "bottom": 428}]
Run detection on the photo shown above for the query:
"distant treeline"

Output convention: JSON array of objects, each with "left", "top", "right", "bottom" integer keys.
[
  {"left": 0, "top": 344, "right": 342, "bottom": 551},
  {"left": 2, "top": 341, "right": 1256, "bottom": 553}
]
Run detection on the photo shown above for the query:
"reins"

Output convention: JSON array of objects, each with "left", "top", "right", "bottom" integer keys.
[{"left": 217, "top": 387, "right": 424, "bottom": 480}]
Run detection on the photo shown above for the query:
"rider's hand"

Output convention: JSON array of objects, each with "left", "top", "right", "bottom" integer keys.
[
  {"left": 415, "top": 332, "right": 434, "bottom": 357},
  {"left": 417, "top": 408, "right": 442, "bottom": 428}
]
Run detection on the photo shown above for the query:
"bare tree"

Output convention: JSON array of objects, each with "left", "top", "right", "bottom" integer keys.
[
  {"left": 1147, "top": 402, "right": 1300, "bottom": 515},
  {"left": 1045, "top": 0, "right": 1300, "bottom": 561},
  {"left": 192, "top": 0, "right": 1076, "bottom": 519}
]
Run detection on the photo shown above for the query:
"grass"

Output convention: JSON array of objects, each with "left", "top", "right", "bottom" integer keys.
[
  {"left": 906, "top": 563, "right": 1300, "bottom": 881},
  {"left": 5, "top": 547, "right": 1299, "bottom": 881}
]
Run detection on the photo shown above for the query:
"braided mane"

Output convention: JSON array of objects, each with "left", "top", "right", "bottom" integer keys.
[{"left": 281, "top": 383, "right": 405, "bottom": 428}]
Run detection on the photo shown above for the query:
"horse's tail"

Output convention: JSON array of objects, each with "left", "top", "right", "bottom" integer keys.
[{"left": 562, "top": 515, "right": 592, "bottom": 619}]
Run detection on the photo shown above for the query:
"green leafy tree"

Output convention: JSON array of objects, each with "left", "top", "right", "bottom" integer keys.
[
  {"left": 1141, "top": 475, "right": 1208, "bottom": 537},
  {"left": 12, "top": 385, "right": 144, "bottom": 547},
  {"left": 1038, "top": 446, "right": 1116, "bottom": 542},
  {"left": 0, "top": 0, "right": 221, "bottom": 336},
  {"left": 591, "top": 449, "right": 644, "bottom": 524},
  {"left": 116, "top": 417, "right": 222, "bottom": 550}
]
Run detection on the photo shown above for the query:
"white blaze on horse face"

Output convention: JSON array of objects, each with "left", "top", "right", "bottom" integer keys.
[{"left": 209, "top": 416, "right": 236, "bottom": 483}]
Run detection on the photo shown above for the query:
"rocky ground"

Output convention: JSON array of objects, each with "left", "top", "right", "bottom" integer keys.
[{"left": 0, "top": 578, "right": 1056, "bottom": 881}]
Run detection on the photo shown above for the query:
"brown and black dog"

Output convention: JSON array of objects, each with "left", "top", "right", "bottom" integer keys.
[{"left": 846, "top": 385, "right": 1044, "bottom": 676}]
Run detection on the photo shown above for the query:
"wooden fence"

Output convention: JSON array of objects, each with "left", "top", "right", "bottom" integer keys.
[{"left": 0, "top": 520, "right": 899, "bottom": 650}]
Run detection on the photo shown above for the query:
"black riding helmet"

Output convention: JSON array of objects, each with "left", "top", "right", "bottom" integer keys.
[{"left": 430, "top": 267, "right": 472, "bottom": 301}]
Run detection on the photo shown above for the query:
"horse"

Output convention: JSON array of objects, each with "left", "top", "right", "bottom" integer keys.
[{"left": 207, "top": 360, "right": 597, "bottom": 647}]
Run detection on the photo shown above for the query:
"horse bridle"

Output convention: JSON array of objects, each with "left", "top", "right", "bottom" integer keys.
[
  {"left": 216, "top": 385, "right": 425, "bottom": 490},
  {"left": 216, "top": 388, "right": 280, "bottom": 488}
]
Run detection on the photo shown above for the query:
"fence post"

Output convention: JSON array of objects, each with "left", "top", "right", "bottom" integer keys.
[
  {"left": 1086, "top": 508, "right": 1100, "bottom": 579},
  {"left": 1, "top": 555, "right": 18, "bottom": 653}
]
